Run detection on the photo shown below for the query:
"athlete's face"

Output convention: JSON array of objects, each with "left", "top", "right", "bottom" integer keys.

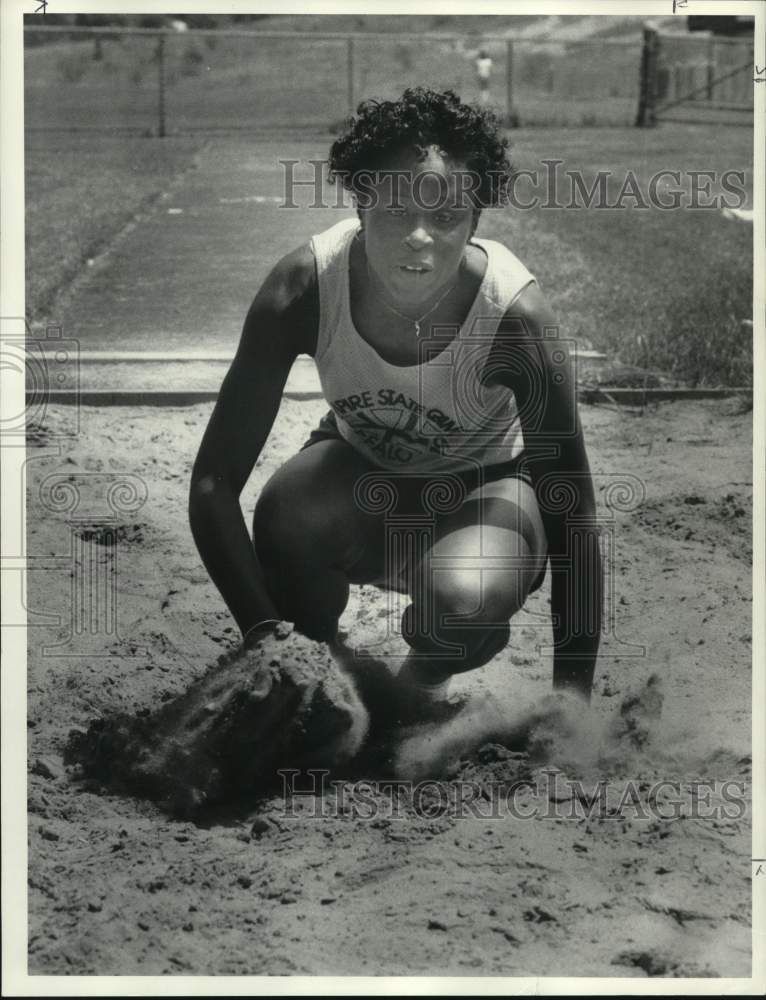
[{"left": 358, "top": 146, "right": 477, "bottom": 310}]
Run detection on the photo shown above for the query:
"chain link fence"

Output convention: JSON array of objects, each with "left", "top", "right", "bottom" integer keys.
[
  {"left": 25, "top": 25, "right": 646, "bottom": 134},
  {"left": 636, "top": 26, "right": 753, "bottom": 126},
  {"left": 25, "top": 24, "right": 754, "bottom": 134},
  {"left": 661, "top": 35, "right": 752, "bottom": 104}
]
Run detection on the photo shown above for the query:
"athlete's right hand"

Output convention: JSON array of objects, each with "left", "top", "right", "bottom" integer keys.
[{"left": 242, "top": 618, "right": 285, "bottom": 651}]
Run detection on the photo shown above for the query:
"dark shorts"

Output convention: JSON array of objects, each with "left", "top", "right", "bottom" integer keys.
[{"left": 300, "top": 409, "right": 547, "bottom": 596}]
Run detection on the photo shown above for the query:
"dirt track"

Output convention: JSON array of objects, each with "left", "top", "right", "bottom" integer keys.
[{"left": 26, "top": 396, "right": 752, "bottom": 976}]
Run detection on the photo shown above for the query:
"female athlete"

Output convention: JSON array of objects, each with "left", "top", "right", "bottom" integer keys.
[{"left": 189, "top": 88, "right": 602, "bottom": 722}]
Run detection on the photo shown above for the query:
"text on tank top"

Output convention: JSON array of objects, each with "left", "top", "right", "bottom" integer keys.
[{"left": 309, "top": 217, "right": 536, "bottom": 473}]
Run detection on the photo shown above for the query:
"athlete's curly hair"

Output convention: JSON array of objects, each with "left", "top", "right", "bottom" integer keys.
[{"left": 328, "top": 87, "right": 512, "bottom": 209}]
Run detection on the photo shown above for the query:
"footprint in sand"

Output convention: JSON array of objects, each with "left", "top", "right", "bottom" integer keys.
[{"left": 609, "top": 674, "right": 664, "bottom": 749}]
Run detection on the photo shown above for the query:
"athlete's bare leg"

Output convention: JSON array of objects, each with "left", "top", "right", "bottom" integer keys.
[
  {"left": 254, "top": 444, "right": 547, "bottom": 720},
  {"left": 398, "top": 476, "right": 548, "bottom": 699},
  {"left": 252, "top": 439, "right": 386, "bottom": 641}
]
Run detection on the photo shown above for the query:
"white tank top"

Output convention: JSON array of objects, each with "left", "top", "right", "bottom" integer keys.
[{"left": 309, "top": 217, "right": 536, "bottom": 473}]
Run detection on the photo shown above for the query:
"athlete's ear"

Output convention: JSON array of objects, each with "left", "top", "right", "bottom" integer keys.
[{"left": 469, "top": 208, "right": 481, "bottom": 238}]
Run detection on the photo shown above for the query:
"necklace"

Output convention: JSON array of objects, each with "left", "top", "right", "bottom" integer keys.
[{"left": 365, "top": 262, "right": 459, "bottom": 337}]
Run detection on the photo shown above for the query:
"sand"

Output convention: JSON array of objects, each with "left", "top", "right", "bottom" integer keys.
[{"left": 25, "top": 395, "right": 752, "bottom": 976}]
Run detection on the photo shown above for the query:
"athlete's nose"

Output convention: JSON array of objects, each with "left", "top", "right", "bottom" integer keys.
[{"left": 404, "top": 225, "right": 433, "bottom": 251}]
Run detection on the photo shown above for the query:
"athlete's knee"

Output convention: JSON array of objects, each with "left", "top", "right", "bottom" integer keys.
[
  {"left": 253, "top": 487, "right": 292, "bottom": 560},
  {"left": 425, "top": 567, "right": 524, "bottom": 627},
  {"left": 404, "top": 569, "right": 516, "bottom": 665},
  {"left": 253, "top": 477, "right": 332, "bottom": 562},
  {"left": 402, "top": 602, "right": 509, "bottom": 670}
]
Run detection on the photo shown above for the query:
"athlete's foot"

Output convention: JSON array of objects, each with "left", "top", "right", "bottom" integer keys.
[
  {"left": 328, "top": 639, "right": 469, "bottom": 729},
  {"left": 392, "top": 661, "right": 469, "bottom": 726}
]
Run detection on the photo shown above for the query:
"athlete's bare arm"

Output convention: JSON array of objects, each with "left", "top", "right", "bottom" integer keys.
[
  {"left": 189, "top": 244, "right": 318, "bottom": 642},
  {"left": 487, "top": 282, "right": 603, "bottom": 699}
]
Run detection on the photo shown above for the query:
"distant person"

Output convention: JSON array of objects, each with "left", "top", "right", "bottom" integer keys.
[
  {"left": 475, "top": 49, "right": 493, "bottom": 106},
  {"left": 190, "top": 87, "right": 602, "bottom": 724}
]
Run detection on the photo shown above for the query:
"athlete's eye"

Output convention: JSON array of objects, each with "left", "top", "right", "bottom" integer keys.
[
  {"left": 435, "top": 212, "right": 454, "bottom": 224},
  {"left": 386, "top": 207, "right": 406, "bottom": 217}
]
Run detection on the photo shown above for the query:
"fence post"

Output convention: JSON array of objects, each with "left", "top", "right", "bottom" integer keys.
[
  {"left": 635, "top": 24, "right": 659, "bottom": 126},
  {"left": 648, "top": 29, "right": 660, "bottom": 124},
  {"left": 347, "top": 36, "right": 355, "bottom": 115},
  {"left": 673, "top": 63, "right": 682, "bottom": 103},
  {"left": 157, "top": 33, "right": 166, "bottom": 137},
  {"left": 506, "top": 39, "right": 515, "bottom": 124}
]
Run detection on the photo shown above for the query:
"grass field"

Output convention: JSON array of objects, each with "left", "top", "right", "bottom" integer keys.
[
  {"left": 488, "top": 125, "right": 754, "bottom": 386},
  {"left": 25, "top": 134, "right": 204, "bottom": 322},
  {"left": 25, "top": 122, "right": 753, "bottom": 386}
]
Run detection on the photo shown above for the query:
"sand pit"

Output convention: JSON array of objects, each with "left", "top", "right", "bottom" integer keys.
[{"left": 25, "top": 396, "right": 752, "bottom": 976}]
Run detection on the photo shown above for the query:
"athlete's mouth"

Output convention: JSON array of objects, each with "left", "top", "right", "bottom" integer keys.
[{"left": 398, "top": 264, "right": 433, "bottom": 273}]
